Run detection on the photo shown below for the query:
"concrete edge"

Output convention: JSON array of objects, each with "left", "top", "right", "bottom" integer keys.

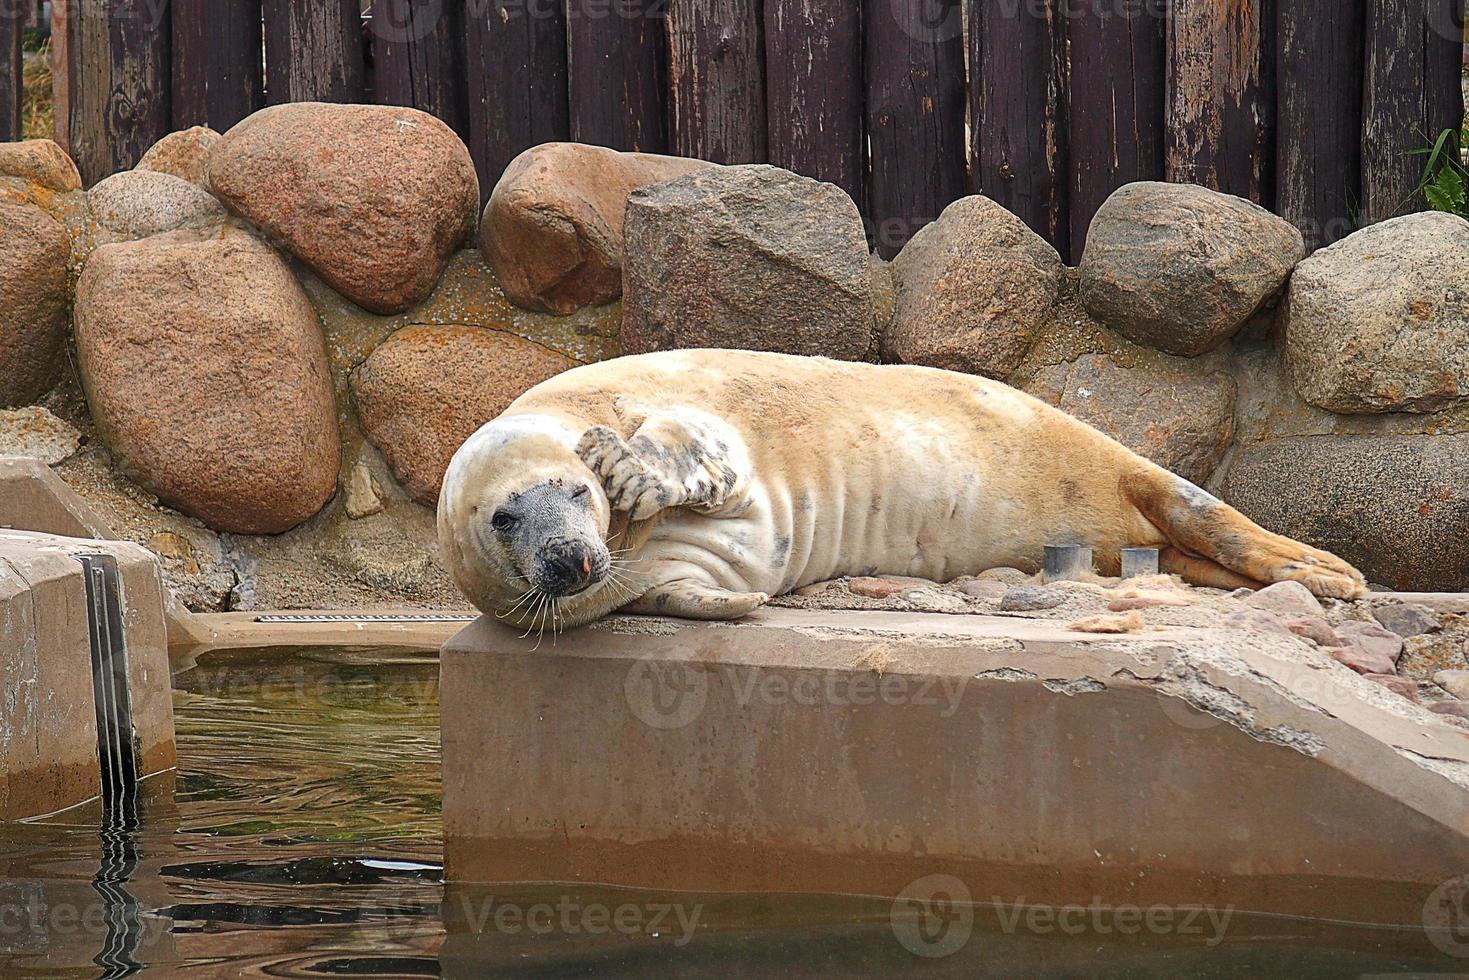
[{"left": 0, "top": 456, "right": 208, "bottom": 651}]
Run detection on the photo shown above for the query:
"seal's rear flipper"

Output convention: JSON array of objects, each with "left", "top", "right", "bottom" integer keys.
[
  {"left": 623, "top": 580, "right": 769, "bottom": 620},
  {"left": 1157, "top": 547, "right": 1265, "bottom": 592},
  {"left": 1121, "top": 465, "right": 1367, "bottom": 599}
]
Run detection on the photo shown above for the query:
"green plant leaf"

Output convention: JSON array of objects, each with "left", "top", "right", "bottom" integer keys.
[
  {"left": 1425, "top": 165, "right": 1467, "bottom": 217},
  {"left": 1412, "top": 128, "right": 1469, "bottom": 217}
]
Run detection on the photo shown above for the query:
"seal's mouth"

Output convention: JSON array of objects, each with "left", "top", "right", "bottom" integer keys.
[{"left": 533, "top": 539, "right": 610, "bottom": 597}]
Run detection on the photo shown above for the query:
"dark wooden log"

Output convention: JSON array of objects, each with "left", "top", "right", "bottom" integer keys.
[
  {"left": 371, "top": 0, "right": 466, "bottom": 136},
  {"left": 172, "top": 0, "right": 264, "bottom": 131},
  {"left": 1424, "top": 0, "right": 1466, "bottom": 134},
  {"left": 65, "top": 0, "right": 172, "bottom": 183},
  {"left": 262, "top": 0, "right": 366, "bottom": 105},
  {"left": 1362, "top": 0, "right": 1466, "bottom": 223},
  {"left": 1066, "top": 2, "right": 1166, "bottom": 261},
  {"left": 1165, "top": 0, "right": 1275, "bottom": 205},
  {"left": 1277, "top": 0, "right": 1364, "bottom": 250},
  {"left": 1423, "top": 0, "right": 1467, "bottom": 141},
  {"left": 764, "top": 0, "right": 863, "bottom": 207},
  {"left": 464, "top": 0, "right": 569, "bottom": 201},
  {"left": 566, "top": 0, "right": 667, "bottom": 153},
  {"left": 865, "top": 0, "right": 965, "bottom": 258},
  {"left": 972, "top": 0, "right": 1069, "bottom": 259},
  {"left": 0, "top": 0, "right": 21, "bottom": 141},
  {"left": 665, "top": 0, "right": 766, "bottom": 164},
  {"left": 50, "top": 0, "right": 69, "bottom": 148}
]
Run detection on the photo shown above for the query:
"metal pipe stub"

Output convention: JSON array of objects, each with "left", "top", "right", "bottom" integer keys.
[
  {"left": 76, "top": 553, "right": 139, "bottom": 827},
  {"left": 1121, "top": 547, "right": 1162, "bottom": 579},
  {"left": 1043, "top": 544, "right": 1094, "bottom": 583}
]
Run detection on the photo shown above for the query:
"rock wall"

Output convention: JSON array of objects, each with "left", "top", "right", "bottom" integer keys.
[{"left": 1, "top": 111, "right": 1467, "bottom": 608}]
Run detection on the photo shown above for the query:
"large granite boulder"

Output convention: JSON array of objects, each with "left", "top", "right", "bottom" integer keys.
[
  {"left": 481, "top": 142, "right": 714, "bottom": 315},
  {"left": 0, "top": 139, "right": 82, "bottom": 192},
  {"left": 1080, "top": 182, "right": 1305, "bottom": 356},
  {"left": 885, "top": 195, "right": 1063, "bottom": 379},
  {"left": 352, "top": 326, "right": 574, "bottom": 505},
  {"left": 135, "top": 126, "right": 220, "bottom": 187},
  {"left": 1286, "top": 211, "right": 1469, "bottom": 414},
  {"left": 74, "top": 227, "right": 340, "bottom": 534},
  {"left": 622, "top": 165, "right": 873, "bottom": 360},
  {"left": 1220, "top": 434, "right": 1469, "bottom": 592},
  {"left": 1026, "top": 353, "right": 1236, "bottom": 484},
  {"left": 86, "top": 170, "right": 227, "bottom": 240},
  {"left": 207, "top": 102, "right": 480, "bottom": 315},
  {"left": 0, "top": 202, "right": 71, "bottom": 407}
]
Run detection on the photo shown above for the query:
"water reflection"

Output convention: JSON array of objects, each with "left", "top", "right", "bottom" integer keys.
[
  {"left": 1, "top": 647, "right": 445, "bottom": 977},
  {"left": 0, "top": 645, "right": 1463, "bottom": 977}
]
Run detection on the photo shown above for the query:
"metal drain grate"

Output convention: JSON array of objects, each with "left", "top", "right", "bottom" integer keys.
[
  {"left": 253, "top": 612, "right": 478, "bottom": 624},
  {"left": 77, "top": 553, "right": 139, "bottom": 827}
]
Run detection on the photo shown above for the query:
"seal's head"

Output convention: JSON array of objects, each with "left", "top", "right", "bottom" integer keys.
[{"left": 438, "top": 414, "right": 618, "bottom": 628}]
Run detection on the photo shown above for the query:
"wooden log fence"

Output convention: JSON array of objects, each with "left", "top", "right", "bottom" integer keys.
[
  {"left": 1277, "top": 0, "right": 1365, "bottom": 250},
  {"left": 867, "top": 0, "right": 964, "bottom": 258},
  {"left": 1065, "top": 1, "right": 1166, "bottom": 263},
  {"left": 26, "top": 0, "right": 1469, "bottom": 260},
  {"left": 972, "top": 0, "right": 1069, "bottom": 257},
  {"left": 1, "top": 1, "right": 22, "bottom": 141}
]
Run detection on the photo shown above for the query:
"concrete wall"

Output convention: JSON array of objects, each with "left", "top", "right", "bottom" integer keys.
[
  {"left": 0, "top": 529, "right": 175, "bottom": 819},
  {"left": 442, "top": 608, "right": 1469, "bottom": 926}
]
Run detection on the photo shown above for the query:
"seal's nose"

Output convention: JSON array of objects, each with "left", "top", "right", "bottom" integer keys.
[{"left": 542, "top": 542, "right": 593, "bottom": 595}]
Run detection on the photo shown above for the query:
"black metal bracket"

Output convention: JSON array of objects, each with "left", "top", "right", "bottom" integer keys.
[{"left": 75, "top": 553, "right": 139, "bottom": 828}]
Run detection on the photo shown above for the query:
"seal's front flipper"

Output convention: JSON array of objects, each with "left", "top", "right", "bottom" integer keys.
[
  {"left": 576, "top": 416, "right": 745, "bottom": 521},
  {"left": 623, "top": 580, "right": 769, "bottom": 620}
]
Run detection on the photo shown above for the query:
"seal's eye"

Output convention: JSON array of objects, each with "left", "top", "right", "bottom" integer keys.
[
  {"left": 570, "top": 484, "right": 589, "bottom": 501},
  {"left": 490, "top": 510, "right": 518, "bottom": 533}
]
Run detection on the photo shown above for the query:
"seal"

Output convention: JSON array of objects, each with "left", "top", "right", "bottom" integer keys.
[{"left": 438, "top": 349, "right": 1366, "bottom": 633}]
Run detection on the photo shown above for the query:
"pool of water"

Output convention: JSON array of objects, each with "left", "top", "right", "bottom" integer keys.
[{"left": 0, "top": 646, "right": 1463, "bottom": 977}]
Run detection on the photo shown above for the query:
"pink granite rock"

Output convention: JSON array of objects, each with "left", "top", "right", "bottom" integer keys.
[
  {"left": 849, "top": 577, "right": 907, "bottom": 599},
  {"left": 207, "top": 103, "right": 479, "bottom": 314},
  {"left": 1327, "top": 645, "right": 1396, "bottom": 676},
  {"left": 1335, "top": 621, "right": 1405, "bottom": 667}
]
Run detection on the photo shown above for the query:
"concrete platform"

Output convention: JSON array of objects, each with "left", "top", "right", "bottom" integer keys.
[
  {"left": 1, "top": 530, "right": 175, "bottom": 820},
  {"left": 442, "top": 607, "right": 1469, "bottom": 926}
]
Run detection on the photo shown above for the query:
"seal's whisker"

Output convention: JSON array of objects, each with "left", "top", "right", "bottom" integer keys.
[
  {"left": 528, "top": 598, "right": 547, "bottom": 649},
  {"left": 603, "top": 572, "right": 643, "bottom": 609},
  {"left": 607, "top": 563, "right": 644, "bottom": 586},
  {"left": 519, "top": 593, "right": 547, "bottom": 639},
  {"left": 497, "top": 586, "right": 539, "bottom": 620},
  {"left": 499, "top": 590, "right": 540, "bottom": 620},
  {"left": 604, "top": 582, "right": 635, "bottom": 611},
  {"left": 502, "top": 585, "right": 535, "bottom": 609},
  {"left": 605, "top": 569, "right": 635, "bottom": 590},
  {"left": 608, "top": 558, "right": 649, "bottom": 575},
  {"left": 531, "top": 596, "right": 554, "bottom": 652}
]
